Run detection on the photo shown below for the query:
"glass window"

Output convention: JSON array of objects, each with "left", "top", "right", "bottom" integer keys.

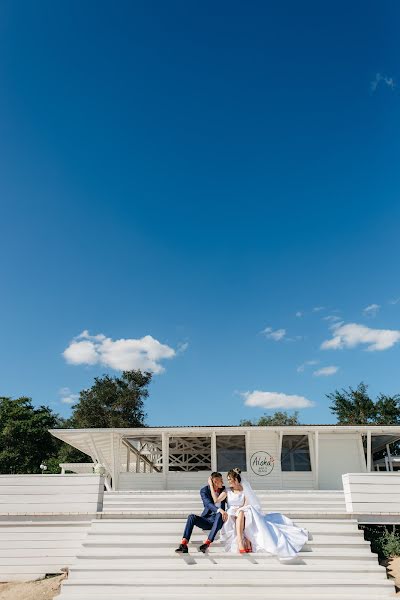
[
  {"left": 216, "top": 435, "right": 247, "bottom": 472},
  {"left": 281, "top": 435, "right": 311, "bottom": 471},
  {"left": 169, "top": 436, "right": 211, "bottom": 471}
]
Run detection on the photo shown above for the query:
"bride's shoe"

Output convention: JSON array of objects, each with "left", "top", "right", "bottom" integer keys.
[{"left": 244, "top": 537, "right": 252, "bottom": 553}]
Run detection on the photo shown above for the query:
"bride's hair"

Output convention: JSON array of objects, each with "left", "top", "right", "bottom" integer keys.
[{"left": 227, "top": 467, "right": 242, "bottom": 483}]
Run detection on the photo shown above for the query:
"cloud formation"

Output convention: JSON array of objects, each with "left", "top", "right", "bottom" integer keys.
[
  {"left": 262, "top": 327, "right": 286, "bottom": 341},
  {"left": 363, "top": 304, "right": 380, "bottom": 317},
  {"left": 313, "top": 366, "right": 339, "bottom": 377},
  {"left": 321, "top": 322, "right": 400, "bottom": 352},
  {"left": 371, "top": 73, "right": 395, "bottom": 92},
  {"left": 297, "top": 360, "right": 319, "bottom": 373},
  {"left": 243, "top": 390, "right": 314, "bottom": 409},
  {"left": 63, "top": 330, "right": 178, "bottom": 374},
  {"left": 323, "top": 315, "right": 342, "bottom": 323},
  {"left": 59, "top": 387, "right": 79, "bottom": 405}
]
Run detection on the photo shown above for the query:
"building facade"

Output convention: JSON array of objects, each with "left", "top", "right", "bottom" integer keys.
[{"left": 50, "top": 425, "right": 400, "bottom": 491}]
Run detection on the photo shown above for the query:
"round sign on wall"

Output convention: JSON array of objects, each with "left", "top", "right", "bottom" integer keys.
[{"left": 250, "top": 451, "right": 275, "bottom": 476}]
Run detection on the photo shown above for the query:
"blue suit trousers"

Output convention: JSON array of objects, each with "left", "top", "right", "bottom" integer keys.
[{"left": 182, "top": 512, "right": 223, "bottom": 543}]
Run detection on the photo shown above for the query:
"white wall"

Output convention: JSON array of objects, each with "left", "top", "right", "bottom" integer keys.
[
  {"left": 343, "top": 472, "right": 400, "bottom": 513},
  {"left": 117, "top": 431, "right": 369, "bottom": 491},
  {"left": 118, "top": 430, "right": 315, "bottom": 491},
  {"left": 0, "top": 474, "right": 104, "bottom": 582},
  {"left": 318, "top": 434, "right": 365, "bottom": 490},
  {"left": 0, "top": 519, "right": 91, "bottom": 582},
  {"left": 0, "top": 474, "right": 104, "bottom": 513}
]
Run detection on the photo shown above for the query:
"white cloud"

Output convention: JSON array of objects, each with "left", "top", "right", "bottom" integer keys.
[
  {"left": 63, "top": 331, "right": 178, "bottom": 374},
  {"left": 312, "top": 306, "right": 325, "bottom": 313},
  {"left": 297, "top": 360, "right": 319, "bottom": 373},
  {"left": 59, "top": 387, "right": 79, "bottom": 405},
  {"left": 321, "top": 322, "right": 400, "bottom": 352},
  {"left": 177, "top": 341, "right": 189, "bottom": 354},
  {"left": 262, "top": 327, "right": 286, "bottom": 341},
  {"left": 389, "top": 297, "right": 400, "bottom": 305},
  {"left": 295, "top": 311, "right": 303, "bottom": 318},
  {"left": 363, "top": 304, "right": 380, "bottom": 317},
  {"left": 243, "top": 390, "right": 314, "bottom": 409},
  {"left": 371, "top": 73, "right": 395, "bottom": 92},
  {"left": 323, "top": 315, "right": 342, "bottom": 323},
  {"left": 313, "top": 366, "right": 339, "bottom": 377}
]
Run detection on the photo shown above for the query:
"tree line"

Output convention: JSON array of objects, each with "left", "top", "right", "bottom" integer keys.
[
  {"left": 1, "top": 376, "right": 399, "bottom": 474},
  {"left": 0, "top": 370, "right": 151, "bottom": 474}
]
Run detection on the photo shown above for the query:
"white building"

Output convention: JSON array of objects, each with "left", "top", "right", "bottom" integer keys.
[{"left": 50, "top": 424, "right": 400, "bottom": 491}]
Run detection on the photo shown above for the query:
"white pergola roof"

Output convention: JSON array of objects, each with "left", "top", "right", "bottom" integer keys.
[{"left": 50, "top": 424, "right": 400, "bottom": 466}]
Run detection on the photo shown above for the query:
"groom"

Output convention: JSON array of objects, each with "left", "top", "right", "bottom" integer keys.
[{"left": 175, "top": 471, "right": 228, "bottom": 554}]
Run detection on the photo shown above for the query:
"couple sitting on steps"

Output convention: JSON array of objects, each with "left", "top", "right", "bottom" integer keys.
[{"left": 175, "top": 468, "right": 308, "bottom": 557}]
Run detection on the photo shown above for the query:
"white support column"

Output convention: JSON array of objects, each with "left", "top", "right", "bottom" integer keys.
[
  {"left": 162, "top": 432, "right": 169, "bottom": 490},
  {"left": 386, "top": 443, "right": 393, "bottom": 472},
  {"left": 109, "top": 433, "right": 120, "bottom": 491},
  {"left": 126, "top": 444, "right": 130, "bottom": 473},
  {"left": 110, "top": 432, "right": 115, "bottom": 490},
  {"left": 113, "top": 434, "right": 120, "bottom": 490},
  {"left": 278, "top": 431, "right": 283, "bottom": 459},
  {"left": 245, "top": 430, "right": 251, "bottom": 474},
  {"left": 211, "top": 431, "right": 217, "bottom": 472},
  {"left": 366, "top": 430, "right": 372, "bottom": 472},
  {"left": 314, "top": 431, "right": 319, "bottom": 490},
  {"left": 88, "top": 434, "right": 101, "bottom": 465},
  {"left": 276, "top": 430, "right": 283, "bottom": 489}
]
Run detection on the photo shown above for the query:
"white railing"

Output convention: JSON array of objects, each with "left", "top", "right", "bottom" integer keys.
[{"left": 59, "top": 462, "right": 95, "bottom": 474}]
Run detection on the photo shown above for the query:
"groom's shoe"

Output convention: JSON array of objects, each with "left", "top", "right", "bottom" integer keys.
[
  {"left": 199, "top": 542, "right": 210, "bottom": 553},
  {"left": 175, "top": 543, "right": 188, "bottom": 554}
]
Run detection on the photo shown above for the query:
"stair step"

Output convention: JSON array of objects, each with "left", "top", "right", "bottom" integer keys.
[
  {"left": 59, "top": 580, "right": 395, "bottom": 591},
  {"left": 69, "top": 559, "right": 385, "bottom": 581},
  {"left": 67, "top": 568, "right": 387, "bottom": 581},
  {"left": 76, "top": 546, "right": 376, "bottom": 557},
  {"left": 99, "top": 513, "right": 353, "bottom": 520},
  {"left": 82, "top": 535, "right": 367, "bottom": 545},
  {"left": 57, "top": 591, "right": 395, "bottom": 600},
  {"left": 68, "top": 561, "right": 385, "bottom": 572}
]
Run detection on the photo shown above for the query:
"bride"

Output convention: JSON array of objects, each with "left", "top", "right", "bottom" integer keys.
[{"left": 211, "top": 468, "right": 308, "bottom": 558}]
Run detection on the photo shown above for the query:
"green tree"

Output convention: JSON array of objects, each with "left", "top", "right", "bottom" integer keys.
[
  {"left": 240, "top": 410, "right": 300, "bottom": 427},
  {"left": 0, "top": 397, "right": 58, "bottom": 474},
  {"left": 375, "top": 394, "right": 400, "bottom": 425},
  {"left": 70, "top": 370, "right": 151, "bottom": 428},
  {"left": 328, "top": 382, "right": 400, "bottom": 425}
]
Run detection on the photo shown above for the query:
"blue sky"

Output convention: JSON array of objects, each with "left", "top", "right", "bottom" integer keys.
[{"left": 1, "top": 1, "right": 399, "bottom": 426}]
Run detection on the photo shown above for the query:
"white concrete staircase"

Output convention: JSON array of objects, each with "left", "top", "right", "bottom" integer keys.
[{"left": 56, "top": 490, "right": 395, "bottom": 599}]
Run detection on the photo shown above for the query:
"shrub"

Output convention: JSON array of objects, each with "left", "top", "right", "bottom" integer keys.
[
  {"left": 361, "top": 525, "right": 400, "bottom": 560},
  {"left": 381, "top": 530, "right": 400, "bottom": 559}
]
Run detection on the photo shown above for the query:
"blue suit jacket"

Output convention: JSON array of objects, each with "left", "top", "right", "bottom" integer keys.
[{"left": 200, "top": 484, "right": 226, "bottom": 519}]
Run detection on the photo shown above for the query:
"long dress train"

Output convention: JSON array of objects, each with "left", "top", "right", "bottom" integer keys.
[{"left": 219, "top": 480, "right": 308, "bottom": 559}]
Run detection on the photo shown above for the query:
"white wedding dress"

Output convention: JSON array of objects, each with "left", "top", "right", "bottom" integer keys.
[{"left": 219, "top": 480, "right": 308, "bottom": 558}]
